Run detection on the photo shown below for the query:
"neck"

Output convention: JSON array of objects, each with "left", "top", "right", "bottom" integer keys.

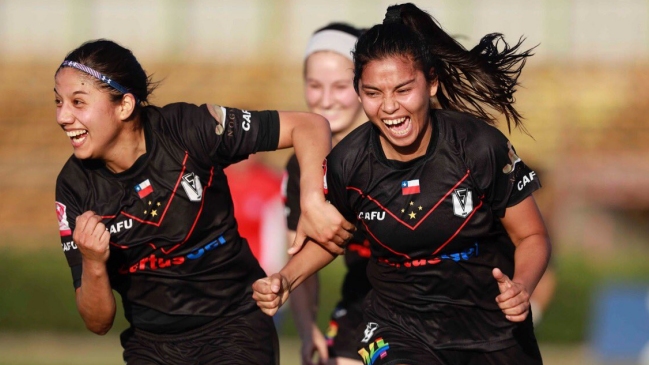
[{"left": 104, "top": 119, "right": 146, "bottom": 173}]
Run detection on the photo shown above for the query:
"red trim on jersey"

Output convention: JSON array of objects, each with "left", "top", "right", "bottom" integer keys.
[
  {"left": 104, "top": 152, "right": 213, "bottom": 252},
  {"left": 161, "top": 166, "right": 214, "bottom": 255},
  {"left": 431, "top": 198, "right": 483, "bottom": 255},
  {"left": 347, "top": 170, "right": 470, "bottom": 231},
  {"left": 361, "top": 219, "right": 411, "bottom": 259}
]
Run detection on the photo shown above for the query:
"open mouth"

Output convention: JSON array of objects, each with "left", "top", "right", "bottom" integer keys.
[
  {"left": 382, "top": 116, "right": 411, "bottom": 137},
  {"left": 66, "top": 129, "right": 88, "bottom": 147}
]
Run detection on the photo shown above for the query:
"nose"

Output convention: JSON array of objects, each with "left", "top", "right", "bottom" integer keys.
[
  {"left": 381, "top": 94, "right": 399, "bottom": 114},
  {"left": 56, "top": 102, "right": 74, "bottom": 126},
  {"left": 320, "top": 87, "right": 334, "bottom": 109}
]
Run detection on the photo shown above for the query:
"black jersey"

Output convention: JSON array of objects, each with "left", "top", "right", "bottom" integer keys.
[
  {"left": 283, "top": 154, "right": 371, "bottom": 306},
  {"left": 55, "top": 102, "right": 280, "bottom": 332},
  {"left": 324, "top": 109, "right": 541, "bottom": 350}
]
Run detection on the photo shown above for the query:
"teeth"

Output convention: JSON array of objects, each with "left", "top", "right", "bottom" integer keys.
[
  {"left": 66, "top": 130, "right": 87, "bottom": 137},
  {"left": 382, "top": 117, "right": 407, "bottom": 125}
]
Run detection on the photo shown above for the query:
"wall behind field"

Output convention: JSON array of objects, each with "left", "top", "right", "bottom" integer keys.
[{"left": 1, "top": 0, "right": 648, "bottom": 255}]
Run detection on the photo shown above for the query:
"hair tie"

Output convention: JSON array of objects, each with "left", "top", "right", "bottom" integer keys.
[{"left": 383, "top": 8, "right": 402, "bottom": 24}]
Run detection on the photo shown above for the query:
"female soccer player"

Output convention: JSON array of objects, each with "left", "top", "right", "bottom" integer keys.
[
  {"left": 53, "top": 39, "right": 354, "bottom": 365},
  {"left": 284, "top": 23, "right": 368, "bottom": 365},
  {"left": 254, "top": 3, "right": 551, "bottom": 365}
]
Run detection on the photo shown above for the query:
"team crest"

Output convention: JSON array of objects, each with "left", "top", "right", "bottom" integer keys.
[
  {"left": 452, "top": 188, "right": 473, "bottom": 218},
  {"left": 181, "top": 172, "right": 203, "bottom": 202}
]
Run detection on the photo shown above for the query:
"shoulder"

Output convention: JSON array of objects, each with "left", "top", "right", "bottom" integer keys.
[
  {"left": 329, "top": 122, "right": 372, "bottom": 164},
  {"left": 144, "top": 102, "right": 207, "bottom": 125},
  {"left": 435, "top": 110, "right": 510, "bottom": 154},
  {"left": 56, "top": 156, "right": 94, "bottom": 202}
]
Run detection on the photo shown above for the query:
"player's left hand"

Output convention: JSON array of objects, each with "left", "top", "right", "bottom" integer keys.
[
  {"left": 289, "top": 195, "right": 355, "bottom": 256},
  {"left": 493, "top": 267, "right": 530, "bottom": 322}
]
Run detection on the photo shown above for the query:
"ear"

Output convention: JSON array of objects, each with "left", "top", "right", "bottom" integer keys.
[
  {"left": 118, "top": 93, "right": 137, "bottom": 120},
  {"left": 429, "top": 76, "right": 439, "bottom": 98}
]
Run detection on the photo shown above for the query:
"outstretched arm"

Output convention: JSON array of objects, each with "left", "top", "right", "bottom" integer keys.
[
  {"left": 276, "top": 111, "right": 355, "bottom": 255},
  {"left": 494, "top": 195, "right": 551, "bottom": 322},
  {"left": 253, "top": 238, "right": 337, "bottom": 317},
  {"left": 73, "top": 211, "right": 116, "bottom": 335}
]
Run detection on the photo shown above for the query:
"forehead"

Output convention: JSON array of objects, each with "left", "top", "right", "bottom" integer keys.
[
  {"left": 361, "top": 56, "right": 421, "bottom": 85},
  {"left": 54, "top": 67, "right": 100, "bottom": 92},
  {"left": 305, "top": 51, "right": 354, "bottom": 78}
]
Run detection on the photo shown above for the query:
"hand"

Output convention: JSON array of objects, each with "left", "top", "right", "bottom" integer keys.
[
  {"left": 252, "top": 273, "right": 290, "bottom": 316},
  {"left": 289, "top": 196, "right": 355, "bottom": 256},
  {"left": 301, "top": 324, "right": 329, "bottom": 365},
  {"left": 493, "top": 268, "right": 530, "bottom": 322},
  {"left": 74, "top": 211, "right": 110, "bottom": 264}
]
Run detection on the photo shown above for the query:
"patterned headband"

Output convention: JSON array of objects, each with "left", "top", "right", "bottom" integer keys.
[{"left": 60, "top": 60, "right": 140, "bottom": 103}]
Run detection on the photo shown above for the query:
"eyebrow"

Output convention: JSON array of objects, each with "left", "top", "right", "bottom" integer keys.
[
  {"left": 53, "top": 88, "right": 89, "bottom": 97},
  {"left": 361, "top": 78, "right": 416, "bottom": 91}
]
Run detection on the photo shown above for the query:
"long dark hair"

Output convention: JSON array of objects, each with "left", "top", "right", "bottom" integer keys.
[
  {"left": 353, "top": 3, "right": 534, "bottom": 133},
  {"left": 56, "top": 39, "right": 158, "bottom": 107}
]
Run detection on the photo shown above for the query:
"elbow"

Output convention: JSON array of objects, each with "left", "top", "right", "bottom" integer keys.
[{"left": 86, "top": 322, "right": 113, "bottom": 335}]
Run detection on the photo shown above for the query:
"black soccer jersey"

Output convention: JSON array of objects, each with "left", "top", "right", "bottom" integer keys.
[
  {"left": 55, "top": 103, "right": 280, "bottom": 332},
  {"left": 324, "top": 109, "right": 541, "bottom": 350},
  {"left": 283, "top": 154, "right": 371, "bottom": 306}
]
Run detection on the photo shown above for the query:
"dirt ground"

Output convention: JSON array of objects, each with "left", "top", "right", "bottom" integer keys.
[{"left": 0, "top": 332, "right": 602, "bottom": 365}]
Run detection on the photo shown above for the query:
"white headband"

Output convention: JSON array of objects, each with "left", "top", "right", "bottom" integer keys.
[{"left": 304, "top": 29, "right": 358, "bottom": 61}]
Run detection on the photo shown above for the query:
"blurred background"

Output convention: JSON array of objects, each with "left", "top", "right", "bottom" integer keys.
[{"left": 1, "top": 0, "right": 648, "bottom": 364}]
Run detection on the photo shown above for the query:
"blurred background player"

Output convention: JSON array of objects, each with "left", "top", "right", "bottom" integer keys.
[{"left": 283, "top": 23, "right": 368, "bottom": 365}]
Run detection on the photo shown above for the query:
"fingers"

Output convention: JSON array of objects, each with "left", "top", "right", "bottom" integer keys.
[
  {"left": 288, "top": 230, "right": 308, "bottom": 255},
  {"left": 252, "top": 274, "right": 288, "bottom": 317},
  {"left": 493, "top": 267, "right": 530, "bottom": 322}
]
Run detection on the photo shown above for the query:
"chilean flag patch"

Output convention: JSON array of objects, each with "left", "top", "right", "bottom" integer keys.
[
  {"left": 401, "top": 179, "right": 420, "bottom": 195},
  {"left": 135, "top": 179, "right": 154, "bottom": 199}
]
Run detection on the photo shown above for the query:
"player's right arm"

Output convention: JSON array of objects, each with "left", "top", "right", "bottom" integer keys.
[
  {"left": 73, "top": 211, "right": 116, "bottom": 335},
  {"left": 253, "top": 239, "right": 336, "bottom": 316}
]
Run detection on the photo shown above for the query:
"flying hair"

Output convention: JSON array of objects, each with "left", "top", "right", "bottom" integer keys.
[{"left": 354, "top": 3, "right": 536, "bottom": 134}]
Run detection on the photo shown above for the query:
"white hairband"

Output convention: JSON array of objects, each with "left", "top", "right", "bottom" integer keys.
[{"left": 304, "top": 29, "right": 358, "bottom": 61}]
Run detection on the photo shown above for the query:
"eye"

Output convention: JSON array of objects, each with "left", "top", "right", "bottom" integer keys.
[
  {"left": 73, "top": 99, "right": 85, "bottom": 106},
  {"left": 54, "top": 98, "right": 62, "bottom": 106},
  {"left": 397, "top": 88, "right": 411, "bottom": 94}
]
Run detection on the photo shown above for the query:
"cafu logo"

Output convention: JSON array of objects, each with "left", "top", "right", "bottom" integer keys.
[{"left": 181, "top": 172, "right": 203, "bottom": 202}]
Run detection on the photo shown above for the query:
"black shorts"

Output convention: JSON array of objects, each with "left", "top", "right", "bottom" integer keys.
[
  {"left": 121, "top": 308, "right": 279, "bottom": 365},
  {"left": 325, "top": 301, "right": 364, "bottom": 360},
  {"left": 356, "top": 295, "right": 543, "bottom": 365}
]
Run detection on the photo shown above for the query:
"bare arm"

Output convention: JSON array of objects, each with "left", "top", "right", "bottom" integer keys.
[
  {"left": 286, "top": 230, "right": 329, "bottom": 365},
  {"left": 494, "top": 195, "right": 551, "bottom": 322},
  {"left": 253, "top": 237, "right": 337, "bottom": 316},
  {"left": 276, "top": 111, "right": 355, "bottom": 255},
  {"left": 73, "top": 211, "right": 116, "bottom": 335}
]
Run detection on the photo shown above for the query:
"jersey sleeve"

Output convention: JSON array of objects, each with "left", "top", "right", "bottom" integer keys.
[
  {"left": 466, "top": 126, "right": 541, "bottom": 217},
  {"left": 283, "top": 154, "right": 301, "bottom": 231},
  {"left": 160, "top": 103, "right": 280, "bottom": 167},
  {"left": 55, "top": 170, "right": 85, "bottom": 289},
  {"left": 323, "top": 155, "right": 357, "bottom": 223}
]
